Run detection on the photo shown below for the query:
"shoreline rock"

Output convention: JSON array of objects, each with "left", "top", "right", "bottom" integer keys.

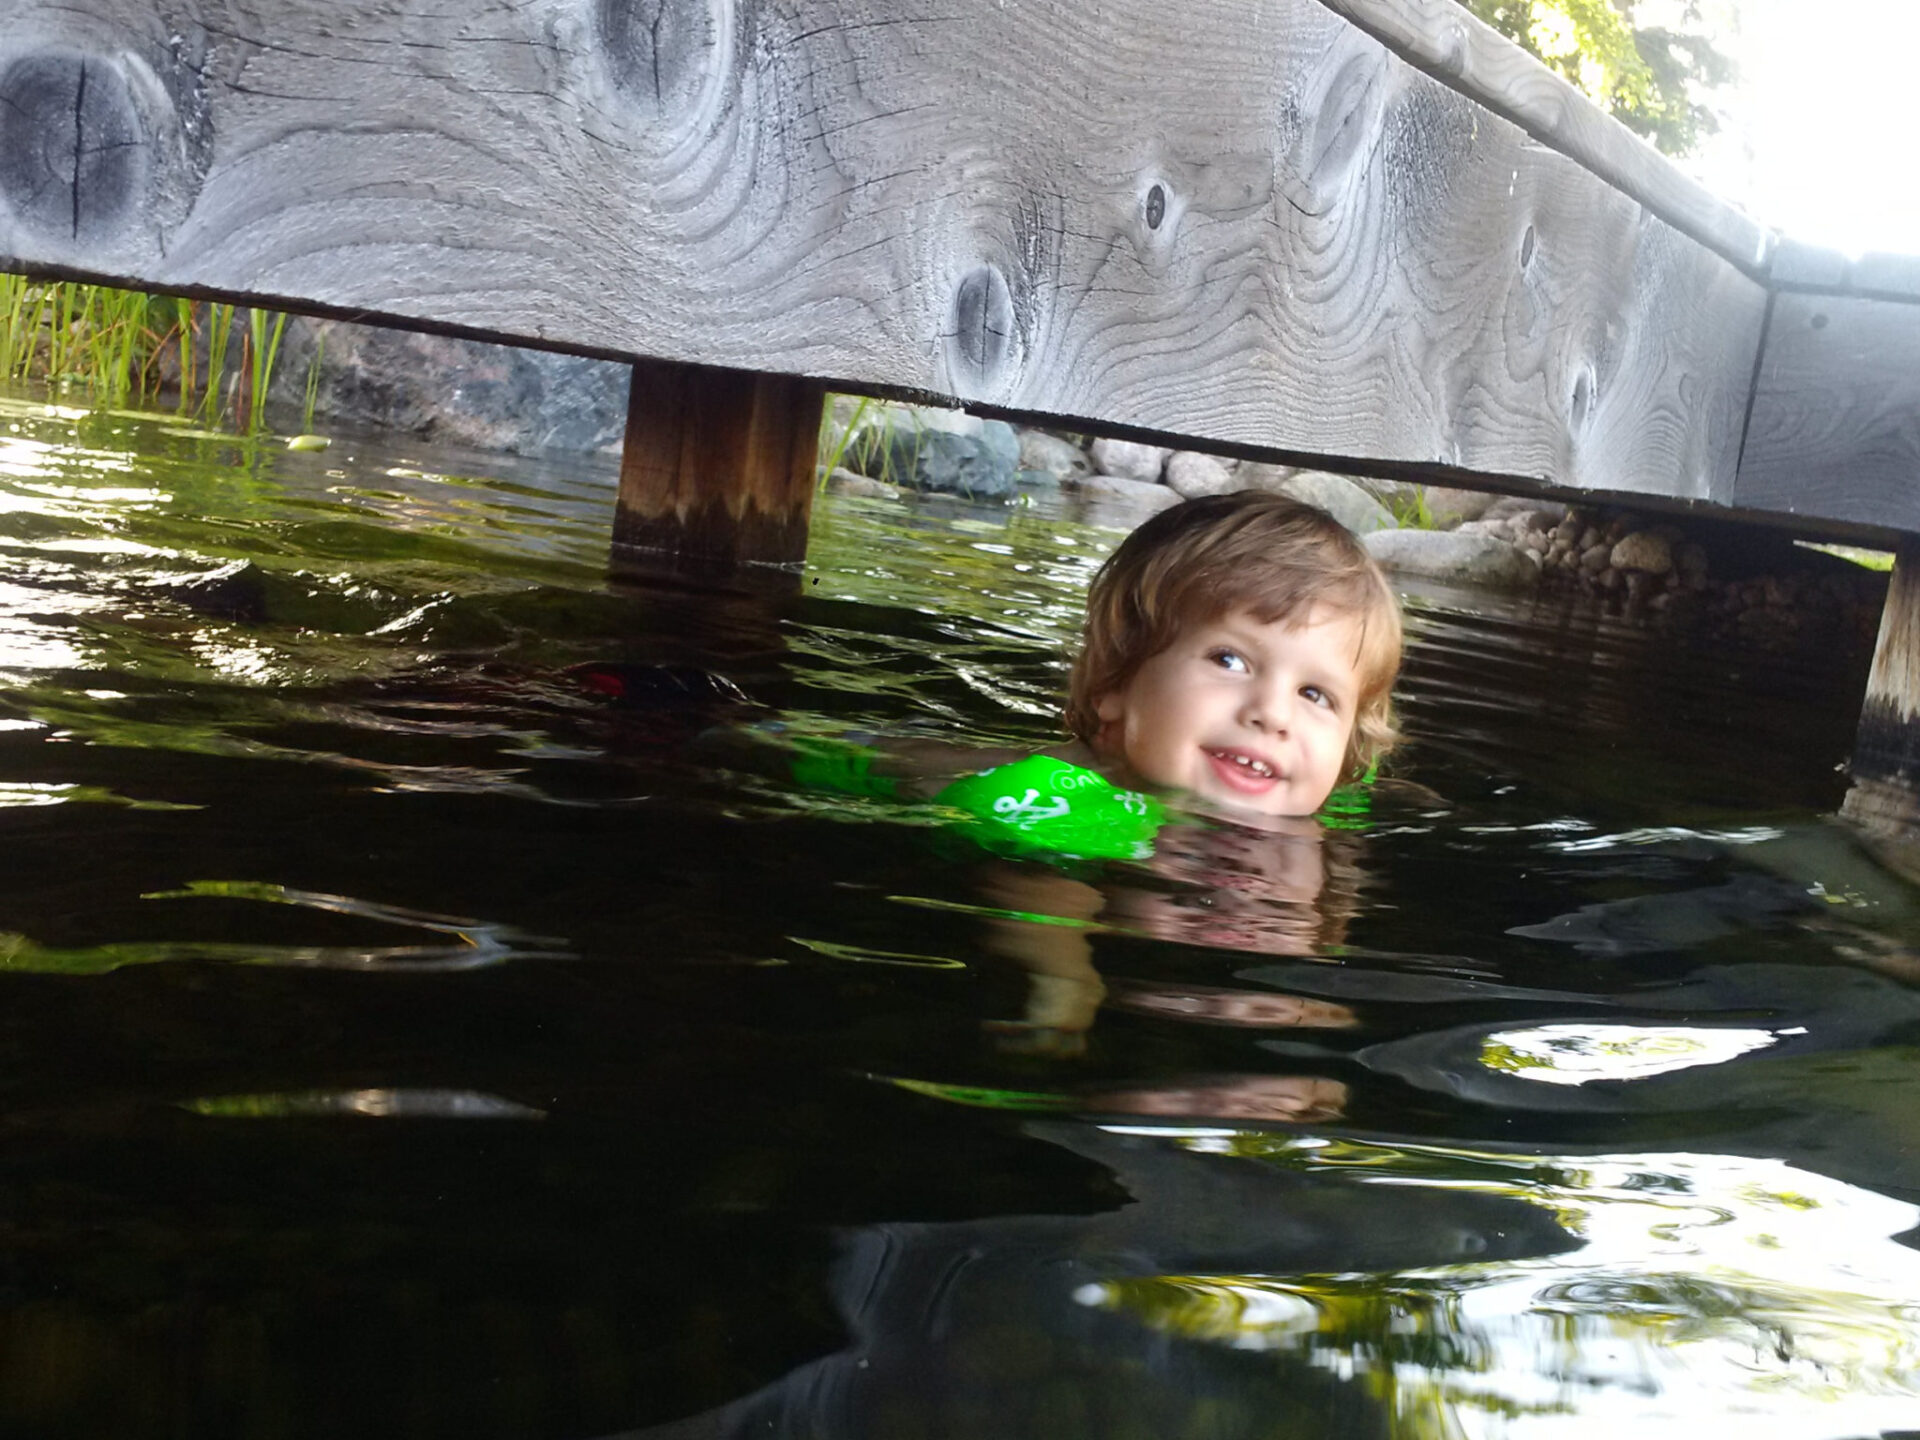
[{"left": 1363, "top": 529, "right": 1541, "bottom": 590}]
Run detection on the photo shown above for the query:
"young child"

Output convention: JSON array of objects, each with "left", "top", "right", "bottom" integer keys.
[
  {"left": 691, "top": 490, "right": 1406, "bottom": 1050},
  {"left": 934, "top": 488, "right": 1403, "bottom": 853},
  {"left": 938, "top": 490, "right": 1406, "bottom": 1050},
  {"left": 1070, "top": 489, "right": 1401, "bottom": 815}
]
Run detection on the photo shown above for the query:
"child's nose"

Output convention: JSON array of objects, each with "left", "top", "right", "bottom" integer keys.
[{"left": 1241, "top": 681, "right": 1293, "bottom": 731}]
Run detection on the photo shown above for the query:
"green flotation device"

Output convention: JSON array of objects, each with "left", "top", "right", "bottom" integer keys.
[
  {"left": 787, "top": 734, "right": 1375, "bottom": 859},
  {"left": 787, "top": 737, "right": 1164, "bottom": 861},
  {"left": 935, "top": 754, "right": 1166, "bottom": 861}
]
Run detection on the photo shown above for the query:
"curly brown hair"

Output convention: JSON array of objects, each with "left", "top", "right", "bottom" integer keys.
[{"left": 1065, "top": 490, "right": 1402, "bottom": 778}]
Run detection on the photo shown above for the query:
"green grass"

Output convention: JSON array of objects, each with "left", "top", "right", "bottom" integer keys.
[
  {"left": 0, "top": 274, "right": 297, "bottom": 433},
  {"left": 1800, "top": 542, "right": 1895, "bottom": 572},
  {"left": 816, "top": 394, "right": 929, "bottom": 489},
  {"left": 1385, "top": 486, "right": 1438, "bottom": 530}
]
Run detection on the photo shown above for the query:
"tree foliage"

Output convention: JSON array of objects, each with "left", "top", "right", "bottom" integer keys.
[{"left": 1459, "top": 0, "right": 1734, "bottom": 156}]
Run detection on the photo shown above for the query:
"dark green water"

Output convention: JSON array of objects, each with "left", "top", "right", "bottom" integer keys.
[{"left": 2, "top": 385, "right": 1919, "bottom": 1439}]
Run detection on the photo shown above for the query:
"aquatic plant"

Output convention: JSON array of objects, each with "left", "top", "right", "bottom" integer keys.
[
  {"left": 816, "top": 393, "right": 874, "bottom": 482},
  {"left": 1387, "top": 486, "right": 1439, "bottom": 530},
  {"left": 816, "top": 394, "right": 930, "bottom": 490},
  {"left": 245, "top": 305, "right": 290, "bottom": 433},
  {"left": 198, "top": 302, "right": 236, "bottom": 425},
  {"left": 0, "top": 275, "right": 298, "bottom": 432},
  {"left": 302, "top": 331, "right": 327, "bottom": 433}
]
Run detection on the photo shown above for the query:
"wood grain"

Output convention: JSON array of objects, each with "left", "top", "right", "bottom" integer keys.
[
  {"left": 1738, "top": 293, "right": 1920, "bottom": 533},
  {"left": 1310, "top": 0, "right": 1771, "bottom": 276},
  {"left": 612, "top": 361, "right": 824, "bottom": 568},
  {"left": 1853, "top": 545, "right": 1920, "bottom": 786},
  {"left": 1, "top": 0, "right": 1766, "bottom": 511}
]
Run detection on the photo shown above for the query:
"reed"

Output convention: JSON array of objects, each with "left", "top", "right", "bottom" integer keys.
[
  {"left": 199, "top": 302, "right": 235, "bottom": 426},
  {"left": 816, "top": 394, "right": 927, "bottom": 489},
  {"left": 0, "top": 275, "right": 299, "bottom": 431},
  {"left": 301, "top": 332, "right": 326, "bottom": 433},
  {"left": 816, "top": 394, "right": 875, "bottom": 483},
  {"left": 244, "top": 306, "right": 290, "bottom": 433}
]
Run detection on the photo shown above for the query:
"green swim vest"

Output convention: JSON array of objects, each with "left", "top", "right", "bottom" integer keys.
[
  {"left": 935, "top": 755, "right": 1166, "bottom": 861},
  {"left": 788, "top": 734, "right": 1374, "bottom": 858}
]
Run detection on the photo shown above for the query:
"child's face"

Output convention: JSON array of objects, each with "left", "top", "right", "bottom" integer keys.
[{"left": 1093, "top": 605, "right": 1364, "bottom": 818}]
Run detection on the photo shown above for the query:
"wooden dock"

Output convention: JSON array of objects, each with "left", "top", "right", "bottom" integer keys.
[{"left": 8, "top": 0, "right": 1920, "bottom": 792}]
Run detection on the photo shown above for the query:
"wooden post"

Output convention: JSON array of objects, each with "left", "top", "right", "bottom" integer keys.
[
  {"left": 611, "top": 360, "right": 824, "bottom": 573},
  {"left": 1844, "top": 543, "right": 1920, "bottom": 834}
]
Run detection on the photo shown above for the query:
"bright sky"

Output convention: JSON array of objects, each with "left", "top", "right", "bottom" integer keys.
[{"left": 1688, "top": 0, "right": 1920, "bottom": 255}]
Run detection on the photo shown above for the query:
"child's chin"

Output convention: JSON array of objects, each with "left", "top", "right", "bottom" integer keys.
[{"left": 1187, "top": 786, "right": 1323, "bottom": 828}]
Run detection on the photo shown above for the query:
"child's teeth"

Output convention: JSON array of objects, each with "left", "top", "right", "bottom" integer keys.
[{"left": 1218, "top": 751, "right": 1273, "bottom": 777}]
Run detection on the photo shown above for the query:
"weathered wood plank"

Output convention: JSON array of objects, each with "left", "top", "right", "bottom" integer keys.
[
  {"left": 1772, "top": 239, "right": 1920, "bottom": 303},
  {"left": 1, "top": 0, "right": 1765, "bottom": 510},
  {"left": 1846, "top": 546, "right": 1920, "bottom": 831},
  {"left": 612, "top": 361, "right": 823, "bottom": 568},
  {"left": 1309, "top": 0, "right": 1771, "bottom": 276},
  {"left": 1770, "top": 239, "right": 1855, "bottom": 292},
  {"left": 1738, "top": 293, "right": 1920, "bottom": 533}
]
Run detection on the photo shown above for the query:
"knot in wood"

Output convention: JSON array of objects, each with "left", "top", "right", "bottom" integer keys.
[
  {"left": 596, "top": 0, "right": 726, "bottom": 116},
  {"left": 1570, "top": 366, "right": 1597, "bottom": 432},
  {"left": 1146, "top": 184, "right": 1166, "bottom": 231},
  {"left": 0, "top": 51, "right": 146, "bottom": 244},
  {"left": 948, "top": 265, "right": 1016, "bottom": 392}
]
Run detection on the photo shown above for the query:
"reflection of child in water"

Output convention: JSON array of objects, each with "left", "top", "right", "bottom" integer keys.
[
  {"left": 968, "top": 491, "right": 1405, "bottom": 1047},
  {"left": 686, "top": 493, "right": 1404, "bottom": 1060}
]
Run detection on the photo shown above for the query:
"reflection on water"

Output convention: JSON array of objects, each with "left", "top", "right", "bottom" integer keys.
[
  {"left": 184, "top": 1089, "right": 549, "bottom": 1119},
  {"left": 0, "top": 383, "right": 1916, "bottom": 1437},
  {"left": 1081, "top": 1135, "right": 1920, "bottom": 1438}
]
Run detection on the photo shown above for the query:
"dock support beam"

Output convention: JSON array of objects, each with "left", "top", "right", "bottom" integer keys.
[
  {"left": 1845, "top": 544, "right": 1920, "bottom": 832},
  {"left": 611, "top": 360, "right": 824, "bottom": 573}
]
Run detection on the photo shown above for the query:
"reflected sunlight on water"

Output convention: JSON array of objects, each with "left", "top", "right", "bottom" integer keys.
[{"left": 1082, "top": 1133, "right": 1920, "bottom": 1438}]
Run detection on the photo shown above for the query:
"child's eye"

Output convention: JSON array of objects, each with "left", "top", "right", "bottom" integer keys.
[
  {"left": 1302, "top": 685, "right": 1334, "bottom": 709},
  {"left": 1207, "top": 648, "right": 1249, "bottom": 673}
]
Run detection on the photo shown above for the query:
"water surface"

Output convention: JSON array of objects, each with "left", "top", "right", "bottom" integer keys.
[{"left": 0, "top": 386, "right": 1916, "bottom": 1439}]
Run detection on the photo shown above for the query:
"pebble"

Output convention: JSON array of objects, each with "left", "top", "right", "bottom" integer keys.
[{"left": 1609, "top": 531, "right": 1673, "bottom": 575}]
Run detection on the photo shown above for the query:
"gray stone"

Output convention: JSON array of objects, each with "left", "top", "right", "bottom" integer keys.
[
  {"left": 1611, "top": 531, "right": 1674, "bottom": 575},
  {"left": 1088, "top": 438, "right": 1171, "bottom": 484},
  {"left": 1165, "top": 450, "right": 1237, "bottom": 498},
  {"left": 1063, "top": 473, "right": 1181, "bottom": 528},
  {"left": 1481, "top": 495, "right": 1566, "bottom": 529},
  {"left": 1351, "top": 477, "right": 1421, "bottom": 511},
  {"left": 823, "top": 468, "right": 900, "bottom": 500},
  {"left": 1236, "top": 462, "right": 1299, "bottom": 492},
  {"left": 1422, "top": 487, "right": 1499, "bottom": 527},
  {"left": 270, "top": 316, "right": 629, "bottom": 454},
  {"left": 856, "top": 404, "right": 1021, "bottom": 498},
  {"left": 1362, "top": 530, "right": 1541, "bottom": 590},
  {"left": 1274, "top": 470, "right": 1396, "bottom": 535},
  {"left": 1017, "top": 430, "right": 1092, "bottom": 485}
]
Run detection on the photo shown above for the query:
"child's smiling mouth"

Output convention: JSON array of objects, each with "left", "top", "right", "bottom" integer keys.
[{"left": 1204, "top": 747, "right": 1279, "bottom": 790}]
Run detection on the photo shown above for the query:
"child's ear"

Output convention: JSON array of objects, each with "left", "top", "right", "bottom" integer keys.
[{"left": 1095, "top": 690, "right": 1125, "bottom": 723}]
